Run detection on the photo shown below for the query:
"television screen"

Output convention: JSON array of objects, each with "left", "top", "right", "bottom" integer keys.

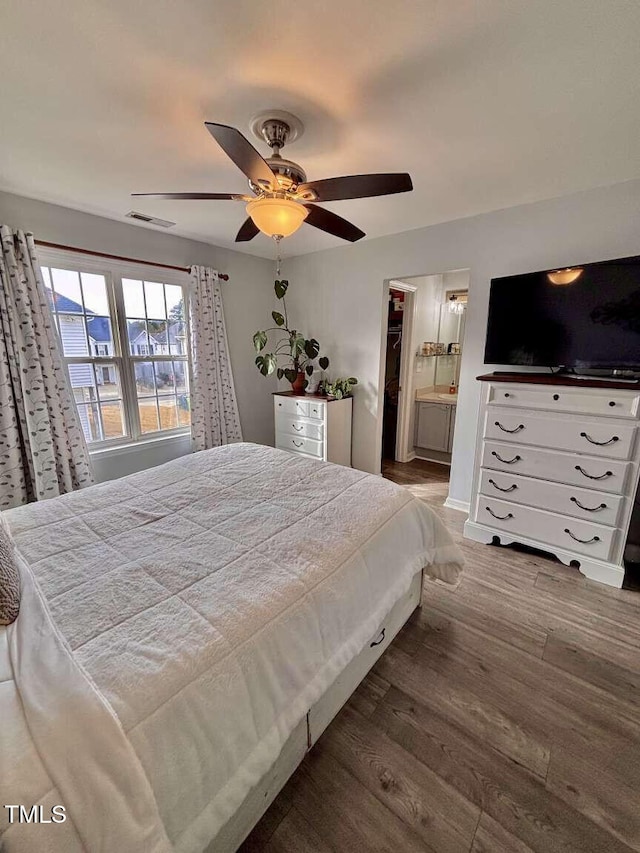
[{"left": 484, "top": 256, "right": 640, "bottom": 370}]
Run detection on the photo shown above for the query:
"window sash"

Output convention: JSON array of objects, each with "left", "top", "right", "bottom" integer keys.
[{"left": 39, "top": 250, "right": 191, "bottom": 450}]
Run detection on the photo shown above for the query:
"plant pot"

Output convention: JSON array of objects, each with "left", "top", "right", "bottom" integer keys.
[{"left": 291, "top": 371, "right": 307, "bottom": 393}]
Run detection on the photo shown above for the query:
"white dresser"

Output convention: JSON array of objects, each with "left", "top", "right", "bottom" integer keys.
[
  {"left": 274, "top": 392, "right": 353, "bottom": 466},
  {"left": 464, "top": 374, "right": 640, "bottom": 588}
]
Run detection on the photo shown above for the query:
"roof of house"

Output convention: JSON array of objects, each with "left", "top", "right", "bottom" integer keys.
[
  {"left": 48, "top": 290, "right": 84, "bottom": 314},
  {"left": 86, "top": 316, "right": 112, "bottom": 342},
  {"left": 128, "top": 321, "right": 185, "bottom": 347},
  {"left": 47, "top": 290, "right": 112, "bottom": 343}
]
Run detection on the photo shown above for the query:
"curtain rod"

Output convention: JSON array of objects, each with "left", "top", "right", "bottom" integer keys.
[{"left": 34, "top": 240, "right": 230, "bottom": 280}]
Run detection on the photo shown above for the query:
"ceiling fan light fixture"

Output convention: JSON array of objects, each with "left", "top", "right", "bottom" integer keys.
[{"left": 245, "top": 197, "right": 308, "bottom": 239}]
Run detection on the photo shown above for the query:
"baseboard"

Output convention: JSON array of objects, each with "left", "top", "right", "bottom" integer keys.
[
  {"left": 443, "top": 496, "right": 470, "bottom": 514},
  {"left": 405, "top": 451, "right": 416, "bottom": 462},
  {"left": 414, "top": 453, "right": 451, "bottom": 467}
]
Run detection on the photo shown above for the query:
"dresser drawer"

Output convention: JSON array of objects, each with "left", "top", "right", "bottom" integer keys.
[
  {"left": 307, "top": 400, "right": 326, "bottom": 420},
  {"left": 276, "top": 413, "right": 324, "bottom": 441},
  {"left": 277, "top": 433, "right": 324, "bottom": 458},
  {"left": 488, "top": 384, "right": 640, "bottom": 419},
  {"left": 274, "top": 396, "right": 312, "bottom": 418},
  {"left": 484, "top": 409, "right": 637, "bottom": 459},
  {"left": 479, "top": 468, "right": 624, "bottom": 528},
  {"left": 476, "top": 497, "right": 617, "bottom": 562},
  {"left": 274, "top": 396, "right": 325, "bottom": 421},
  {"left": 481, "top": 440, "right": 631, "bottom": 494}
]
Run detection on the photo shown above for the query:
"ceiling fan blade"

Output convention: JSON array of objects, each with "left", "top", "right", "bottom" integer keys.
[
  {"left": 297, "top": 173, "right": 413, "bottom": 202},
  {"left": 303, "top": 205, "right": 365, "bottom": 242},
  {"left": 205, "top": 122, "right": 277, "bottom": 189},
  {"left": 131, "top": 192, "right": 245, "bottom": 200},
  {"left": 235, "top": 217, "right": 260, "bottom": 242}
]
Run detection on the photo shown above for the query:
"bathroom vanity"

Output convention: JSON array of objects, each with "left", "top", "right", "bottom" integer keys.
[
  {"left": 412, "top": 286, "right": 465, "bottom": 464},
  {"left": 414, "top": 389, "right": 457, "bottom": 461}
]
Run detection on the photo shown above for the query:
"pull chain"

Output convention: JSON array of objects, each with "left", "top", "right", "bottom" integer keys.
[{"left": 273, "top": 235, "right": 282, "bottom": 278}]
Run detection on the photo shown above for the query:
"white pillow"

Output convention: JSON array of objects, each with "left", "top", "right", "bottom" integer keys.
[{"left": 0, "top": 515, "right": 20, "bottom": 625}]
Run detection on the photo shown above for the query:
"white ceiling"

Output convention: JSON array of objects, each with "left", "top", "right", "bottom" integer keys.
[{"left": 2, "top": 0, "right": 640, "bottom": 259}]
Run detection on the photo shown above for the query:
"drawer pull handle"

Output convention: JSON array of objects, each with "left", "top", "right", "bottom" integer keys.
[
  {"left": 575, "top": 465, "right": 613, "bottom": 480},
  {"left": 292, "top": 440, "right": 304, "bottom": 447},
  {"left": 491, "top": 451, "right": 521, "bottom": 464},
  {"left": 370, "top": 628, "right": 386, "bottom": 648},
  {"left": 495, "top": 421, "right": 525, "bottom": 433},
  {"left": 486, "top": 506, "right": 514, "bottom": 520},
  {"left": 564, "top": 528, "right": 600, "bottom": 545},
  {"left": 489, "top": 479, "right": 517, "bottom": 493},
  {"left": 580, "top": 432, "right": 619, "bottom": 446},
  {"left": 292, "top": 424, "right": 304, "bottom": 431},
  {"left": 570, "top": 496, "right": 607, "bottom": 512}
]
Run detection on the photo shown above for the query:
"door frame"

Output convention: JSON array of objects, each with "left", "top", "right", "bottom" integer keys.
[{"left": 387, "top": 280, "right": 417, "bottom": 463}]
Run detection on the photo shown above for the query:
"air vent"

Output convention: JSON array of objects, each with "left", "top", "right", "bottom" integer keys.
[{"left": 125, "top": 211, "right": 175, "bottom": 228}]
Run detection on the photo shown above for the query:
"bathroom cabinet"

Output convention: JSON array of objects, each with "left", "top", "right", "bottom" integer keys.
[{"left": 415, "top": 401, "right": 456, "bottom": 453}]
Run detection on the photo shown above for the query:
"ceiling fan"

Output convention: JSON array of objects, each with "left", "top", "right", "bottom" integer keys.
[{"left": 133, "top": 111, "right": 413, "bottom": 244}]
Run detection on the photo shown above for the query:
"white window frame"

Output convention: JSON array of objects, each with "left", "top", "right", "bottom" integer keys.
[{"left": 37, "top": 248, "right": 192, "bottom": 451}]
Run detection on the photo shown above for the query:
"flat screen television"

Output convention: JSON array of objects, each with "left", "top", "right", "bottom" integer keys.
[{"left": 484, "top": 255, "right": 640, "bottom": 371}]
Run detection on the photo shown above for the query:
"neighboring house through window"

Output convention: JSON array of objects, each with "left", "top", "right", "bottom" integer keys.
[{"left": 38, "top": 251, "right": 190, "bottom": 446}]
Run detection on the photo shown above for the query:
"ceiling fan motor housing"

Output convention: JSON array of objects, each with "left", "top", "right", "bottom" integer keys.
[
  {"left": 259, "top": 118, "right": 290, "bottom": 152},
  {"left": 249, "top": 116, "right": 308, "bottom": 192}
]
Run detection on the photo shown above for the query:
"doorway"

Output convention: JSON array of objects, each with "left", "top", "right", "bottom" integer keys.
[
  {"left": 381, "top": 282, "right": 416, "bottom": 461},
  {"left": 380, "top": 270, "right": 469, "bottom": 471}
]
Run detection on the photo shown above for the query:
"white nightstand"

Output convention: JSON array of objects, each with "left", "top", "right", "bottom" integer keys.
[{"left": 274, "top": 392, "right": 353, "bottom": 466}]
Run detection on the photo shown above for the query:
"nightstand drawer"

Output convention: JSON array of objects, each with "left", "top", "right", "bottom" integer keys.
[
  {"left": 274, "top": 397, "right": 326, "bottom": 422},
  {"left": 274, "top": 397, "right": 312, "bottom": 418},
  {"left": 277, "top": 414, "right": 324, "bottom": 441},
  {"left": 307, "top": 401, "right": 326, "bottom": 420},
  {"left": 277, "top": 434, "right": 324, "bottom": 458}
]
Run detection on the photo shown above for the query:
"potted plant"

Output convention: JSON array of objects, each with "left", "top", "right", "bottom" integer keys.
[
  {"left": 320, "top": 377, "right": 358, "bottom": 399},
  {"left": 253, "top": 279, "right": 329, "bottom": 391}
]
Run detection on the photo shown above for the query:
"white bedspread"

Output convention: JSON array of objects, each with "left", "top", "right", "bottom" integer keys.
[{"left": 1, "top": 443, "right": 462, "bottom": 852}]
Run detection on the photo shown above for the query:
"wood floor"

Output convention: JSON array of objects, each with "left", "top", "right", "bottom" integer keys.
[{"left": 241, "top": 459, "right": 640, "bottom": 853}]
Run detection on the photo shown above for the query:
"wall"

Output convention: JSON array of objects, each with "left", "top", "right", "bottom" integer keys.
[
  {"left": 410, "top": 275, "right": 442, "bottom": 392},
  {"left": 0, "top": 191, "right": 276, "bottom": 479},
  {"left": 284, "top": 179, "right": 640, "bottom": 507}
]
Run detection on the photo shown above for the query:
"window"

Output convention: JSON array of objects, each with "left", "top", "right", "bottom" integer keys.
[{"left": 39, "top": 252, "right": 190, "bottom": 447}]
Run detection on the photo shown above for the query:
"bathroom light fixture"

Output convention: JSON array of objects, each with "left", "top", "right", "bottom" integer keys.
[
  {"left": 547, "top": 267, "right": 583, "bottom": 286},
  {"left": 246, "top": 196, "right": 308, "bottom": 238},
  {"left": 448, "top": 293, "right": 466, "bottom": 314}
]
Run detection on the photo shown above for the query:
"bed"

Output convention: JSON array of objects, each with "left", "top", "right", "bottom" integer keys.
[{"left": 0, "top": 442, "right": 462, "bottom": 853}]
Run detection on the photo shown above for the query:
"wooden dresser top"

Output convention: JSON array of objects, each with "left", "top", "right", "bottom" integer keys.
[{"left": 477, "top": 372, "right": 640, "bottom": 391}]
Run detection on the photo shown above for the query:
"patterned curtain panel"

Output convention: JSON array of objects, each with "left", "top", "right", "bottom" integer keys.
[
  {"left": 188, "top": 265, "right": 242, "bottom": 451},
  {"left": 0, "top": 226, "right": 94, "bottom": 508}
]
